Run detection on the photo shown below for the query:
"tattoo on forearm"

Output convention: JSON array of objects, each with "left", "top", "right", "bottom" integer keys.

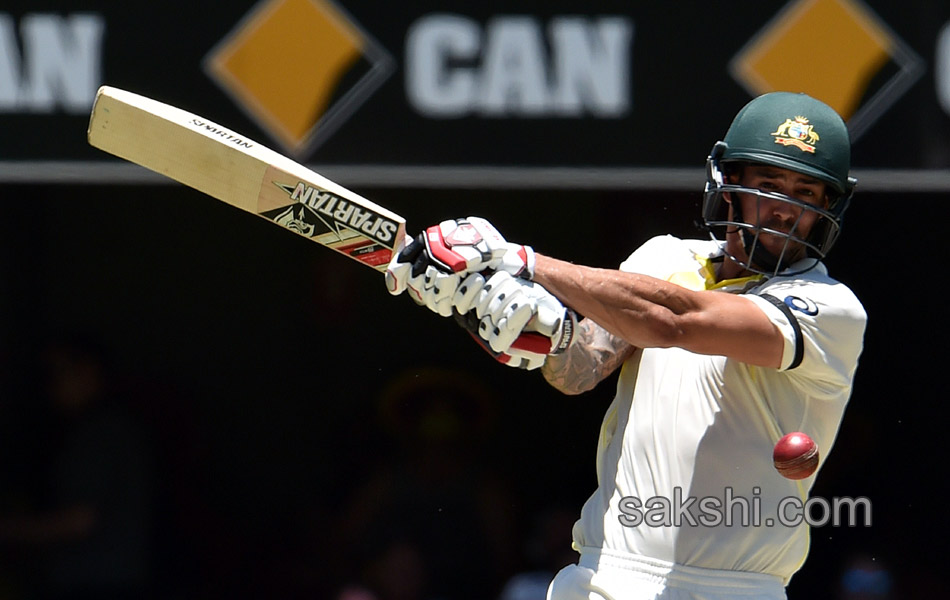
[{"left": 541, "top": 319, "right": 634, "bottom": 395}]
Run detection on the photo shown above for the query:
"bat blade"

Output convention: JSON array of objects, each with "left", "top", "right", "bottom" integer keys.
[{"left": 87, "top": 86, "right": 405, "bottom": 272}]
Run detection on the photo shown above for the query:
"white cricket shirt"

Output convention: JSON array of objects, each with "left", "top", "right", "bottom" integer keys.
[{"left": 571, "top": 235, "right": 867, "bottom": 585}]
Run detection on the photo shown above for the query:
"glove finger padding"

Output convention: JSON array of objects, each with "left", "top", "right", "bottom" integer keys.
[
  {"left": 524, "top": 302, "right": 577, "bottom": 355},
  {"left": 504, "top": 347, "right": 547, "bottom": 370},
  {"left": 452, "top": 272, "right": 488, "bottom": 314},
  {"left": 474, "top": 271, "right": 527, "bottom": 320},
  {"left": 454, "top": 311, "right": 545, "bottom": 370},
  {"left": 479, "top": 300, "right": 535, "bottom": 353},
  {"left": 470, "top": 271, "right": 534, "bottom": 352},
  {"left": 462, "top": 271, "right": 576, "bottom": 365},
  {"left": 407, "top": 265, "right": 461, "bottom": 317},
  {"left": 384, "top": 233, "right": 424, "bottom": 295},
  {"left": 529, "top": 292, "right": 570, "bottom": 340}
]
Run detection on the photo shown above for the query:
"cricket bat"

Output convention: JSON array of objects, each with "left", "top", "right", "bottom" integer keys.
[{"left": 87, "top": 86, "right": 406, "bottom": 272}]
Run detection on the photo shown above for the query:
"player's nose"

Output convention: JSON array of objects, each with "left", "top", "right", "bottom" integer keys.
[{"left": 768, "top": 194, "right": 800, "bottom": 220}]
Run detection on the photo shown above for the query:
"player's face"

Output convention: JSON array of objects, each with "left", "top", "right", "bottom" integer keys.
[{"left": 725, "top": 165, "right": 829, "bottom": 267}]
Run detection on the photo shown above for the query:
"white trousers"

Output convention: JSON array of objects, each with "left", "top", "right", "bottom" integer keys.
[{"left": 546, "top": 549, "right": 786, "bottom": 600}]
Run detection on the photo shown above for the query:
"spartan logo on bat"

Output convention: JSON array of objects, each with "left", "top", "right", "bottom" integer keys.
[{"left": 269, "top": 181, "right": 399, "bottom": 248}]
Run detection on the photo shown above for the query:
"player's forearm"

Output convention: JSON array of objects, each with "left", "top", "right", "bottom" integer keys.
[
  {"left": 533, "top": 254, "right": 784, "bottom": 367},
  {"left": 533, "top": 254, "right": 698, "bottom": 349},
  {"left": 541, "top": 318, "right": 635, "bottom": 395}
]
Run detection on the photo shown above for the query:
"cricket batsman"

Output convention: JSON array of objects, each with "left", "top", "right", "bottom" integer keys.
[{"left": 386, "top": 92, "right": 867, "bottom": 600}]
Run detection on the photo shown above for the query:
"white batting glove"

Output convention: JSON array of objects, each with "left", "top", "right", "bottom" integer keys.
[
  {"left": 454, "top": 271, "right": 576, "bottom": 370},
  {"left": 385, "top": 233, "right": 419, "bottom": 296},
  {"left": 472, "top": 271, "right": 537, "bottom": 352},
  {"left": 385, "top": 216, "right": 534, "bottom": 317},
  {"left": 424, "top": 217, "right": 535, "bottom": 279},
  {"left": 385, "top": 233, "right": 463, "bottom": 317},
  {"left": 410, "top": 265, "right": 462, "bottom": 317}
]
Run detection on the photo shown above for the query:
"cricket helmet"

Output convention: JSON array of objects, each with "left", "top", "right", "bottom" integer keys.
[{"left": 702, "top": 92, "right": 856, "bottom": 276}]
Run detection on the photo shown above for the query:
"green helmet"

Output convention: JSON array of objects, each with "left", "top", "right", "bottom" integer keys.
[
  {"left": 720, "top": 91, "right": 853, "bottom": 195},
  {"left": 702, "top": 92, "right": 857, "bottom": 276}
]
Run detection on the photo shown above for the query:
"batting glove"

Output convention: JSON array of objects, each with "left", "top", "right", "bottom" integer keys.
[
  {"left": 385, "top": 217, "right": 534, "bottom": 316},
  {"left": 454, "top": 271, "right": 576, "bottom": 370}
]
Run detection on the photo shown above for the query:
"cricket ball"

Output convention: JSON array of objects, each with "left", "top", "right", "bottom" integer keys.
[{"left": 773, "top": 432, "right": 819, "bottom": 480}]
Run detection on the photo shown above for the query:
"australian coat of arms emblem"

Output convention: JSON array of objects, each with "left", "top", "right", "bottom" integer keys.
[{"left": 771, "top": 116, "right": 820, "bottom": 153}]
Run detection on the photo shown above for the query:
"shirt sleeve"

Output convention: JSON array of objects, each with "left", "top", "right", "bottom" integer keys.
[
  {"left": 619, "top": 235, "right": 684, "bottom": 276},
  {"left": 746, "top": 278, "right": 867, "bottom": 397}
]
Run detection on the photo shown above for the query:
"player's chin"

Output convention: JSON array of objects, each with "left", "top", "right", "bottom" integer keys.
[{"left": 759, "top": 235, "right": 807, "bottom": 262}]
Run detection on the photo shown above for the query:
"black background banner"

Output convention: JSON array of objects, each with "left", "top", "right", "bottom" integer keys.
[{"left": 0, "top": 1, "right": 948, "bottom": 169}]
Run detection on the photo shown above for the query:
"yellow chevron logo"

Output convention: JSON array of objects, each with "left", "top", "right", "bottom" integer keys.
[
  {"left": 729, "top": 0, "right": 922, "bottom": 140},
  {"left": 204, "top": 0, "right": 393, "bottom": 156}
]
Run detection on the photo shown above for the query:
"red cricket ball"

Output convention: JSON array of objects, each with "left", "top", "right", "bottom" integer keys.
[{"left": 773, "top": 432, "right": 819, "bottom": 480}]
